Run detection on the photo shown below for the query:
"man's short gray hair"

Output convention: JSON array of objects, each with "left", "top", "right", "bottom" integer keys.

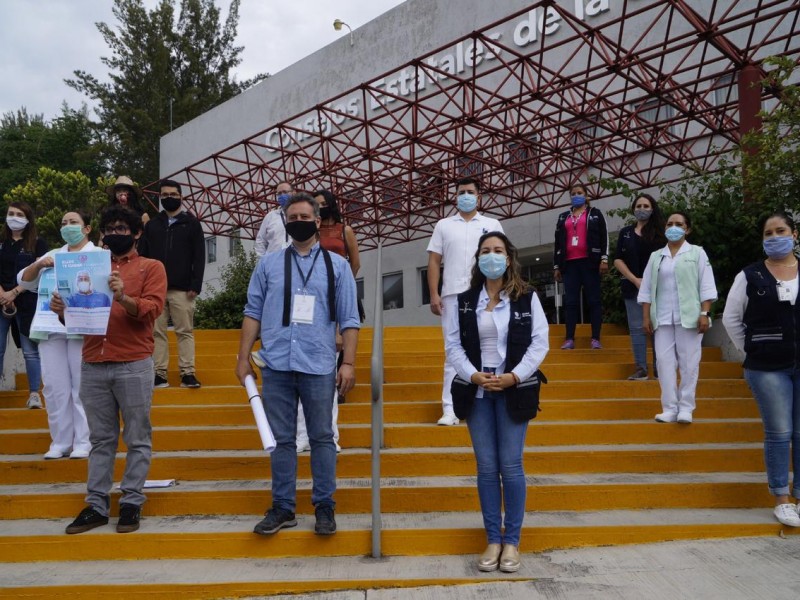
[{"left": 284, "top": 193, "right": 320, "bottom": 217}]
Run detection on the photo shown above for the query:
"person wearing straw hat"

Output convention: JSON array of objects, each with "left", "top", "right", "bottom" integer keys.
[{"left": 106, "top": 176, "right": 150, "bottom": 224}]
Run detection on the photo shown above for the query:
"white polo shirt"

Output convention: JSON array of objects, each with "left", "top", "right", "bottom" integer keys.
[
  {"left": 254, "top": 208, "right": 289, "bottom": 256},
  {"left": 427, "top": 212, "right": 504, "bottom": 298}
]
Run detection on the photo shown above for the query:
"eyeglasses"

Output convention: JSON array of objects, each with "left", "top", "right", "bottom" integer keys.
[
  {"left": 160, "top": 192, "right": 181, "bottom": 199},
  {"left": 102, "top": 225, "right": 131, "bottom": 235}
]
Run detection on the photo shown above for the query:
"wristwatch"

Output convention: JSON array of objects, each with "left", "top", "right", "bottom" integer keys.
[{"left": 700, "top": 311, "right": 710, "bottom": 317}]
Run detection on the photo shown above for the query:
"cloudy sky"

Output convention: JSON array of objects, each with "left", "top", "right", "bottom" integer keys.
[{"left": 0, "top": 0, "right": 406, "bottom": 119}]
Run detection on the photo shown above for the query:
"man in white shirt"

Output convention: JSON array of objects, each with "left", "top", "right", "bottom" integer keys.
[
  {"left": 427, "top": 177, "right": 504, "bottom": 425},
  {"left": 254, "top": 181, "right": 294, "bottom": 257}
]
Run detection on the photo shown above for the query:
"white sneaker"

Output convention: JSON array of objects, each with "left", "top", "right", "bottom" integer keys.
[
  {"left": 26, "top": 392, "right": 42, "bottom": 409},
  {"left": 437, "top": 413, "right": 460, "bottom": 426},
  {"left": 654, "top": 412, "right": 677, "bottom": 423},
  {"left": 677, "top": 412, "right": 693, "bottom": 424},
  {"left": 43, "top": 448, "right": 69, "bottom": 460},
  {"left": 774, "top": 503, "right": 800, "bottom": 527},
  {"left": 296, "top": 441, "right": 310, "bottom": 453},
  {"left": 69, "top": 448, "right": 90, "bottom": 459}
]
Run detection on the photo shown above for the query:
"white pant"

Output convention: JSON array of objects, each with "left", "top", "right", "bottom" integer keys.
[
  {"left": 440, "top": 295, "right": 455, "bottom": 415},
  {"left": 654, "top": 324, "right": 704, "bottom": 415},
  {"left": 40, "top": 335, "right": 89, "bottom": 453}
]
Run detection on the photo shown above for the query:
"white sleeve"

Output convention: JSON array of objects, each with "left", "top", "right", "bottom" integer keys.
[
  {"left": 493, "top": 218, "right": 504, "bottom": 234},
  {"left": 426, "top": 222, "right": 444, "bottom": 255},
  {"left": 254, "top": 215, "right": 270, "bottom": 257},
  {"left": 443, "top": 295, "right": 479, "bottom": 381},
  {"left": 510, "top": 292, "right": 550, "bottom": 382},
  {"left": 721, "top": 271, "right": 748, "bottom": 352},
  {"left": 697, "top": 248, "right": 718, "bottom": 302},
  {"left": 17, "top": 250, "right": 54, "bottom": 291}
]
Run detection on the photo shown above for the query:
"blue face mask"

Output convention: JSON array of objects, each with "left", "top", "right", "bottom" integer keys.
[
  {"left": 60, "top": 224, "right": 85, "bottom": 246},
  {"left": 763, "top": 235, "right": 795, "bottom": 258},
  {"left": 276, "top": 193, "right": 291, "bottom": 207},
  {"left": 665, "top": 226, "right": 686, "bottom": 242},
  {"left": 478, "top": 252, "right": 508, "bottom": 280},
  {"left": 571, "top": 195, "right": 586, "bottom": 208},
  {"left": 457, "top": 193, "right": 478, "bottom": 213}
]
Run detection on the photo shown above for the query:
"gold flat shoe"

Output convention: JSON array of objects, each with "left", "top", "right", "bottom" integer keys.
[
  {"left": 477, "top": 543, "right": 501, "bottom": 571},
  {"left": 499, "top": 544, "right": 520, "bottom": 573}
]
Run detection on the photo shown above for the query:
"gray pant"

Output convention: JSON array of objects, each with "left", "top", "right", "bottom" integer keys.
[{"left": 81, "top": 358, "right": 154, "bottom": 515}]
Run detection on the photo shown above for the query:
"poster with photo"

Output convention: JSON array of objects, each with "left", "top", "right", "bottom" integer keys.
[
  {"left": 54, "top": 250, "right": 113, "bottom": 335},
  {"left": 29, "top": 267, "right": 67, "bottom": 336}
]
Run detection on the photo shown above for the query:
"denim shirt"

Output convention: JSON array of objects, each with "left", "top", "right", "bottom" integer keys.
[{"left": 244, "top": 242, "right": 360, "bottom": 375}]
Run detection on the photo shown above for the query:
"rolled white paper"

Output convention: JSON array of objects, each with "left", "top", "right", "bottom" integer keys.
[{"left": 244, "top": 375, "right": 276, "bottom": 453}]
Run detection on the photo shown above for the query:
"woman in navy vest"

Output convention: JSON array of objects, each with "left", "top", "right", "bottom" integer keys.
[
  {"left": 613, "top": 193, "right": 665, "bottom": 381},
  {"left": 722, "top": 211, "right": 800, "bottom": 528},
  {"left": 444, "top": 232, "right": 549, "bottom": 573}
]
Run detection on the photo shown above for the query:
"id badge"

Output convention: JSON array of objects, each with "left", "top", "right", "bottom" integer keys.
[
  {"left": 778, "top": 284, "right": 792, "bottom": 302},
  {"left": 292, "top": 294, "right": 315, "bottom": 324},
  {"left": 571, "top": 236, "right": 579, "bottom": 247}
]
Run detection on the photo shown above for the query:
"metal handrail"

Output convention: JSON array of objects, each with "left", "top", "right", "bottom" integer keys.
[{"left": 369, "top": 241, "right": 384, "bottom": 558}]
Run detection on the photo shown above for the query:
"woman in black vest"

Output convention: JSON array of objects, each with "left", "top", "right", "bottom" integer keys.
[
  {"left": 722, "top": 210, "right": 800, "bottom": 528},
  {"left": 613, "top": 193, "right": 665, "bottom": 380},
  {"left": 0, "top": 201, "right": 48, "bottom": 408},
  {"left": 444, "top": 232, "right": 549, "bottom": 573}
]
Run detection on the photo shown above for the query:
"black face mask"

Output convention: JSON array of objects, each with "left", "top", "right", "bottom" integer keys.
[
  {"left": 319, "top": 206, "right": 332, "bottom": 221},
  {"left": 161, "top": 197, "right": 181, "bottom": 212},
  {"left": 103, "top": 234, "right": 135, "bottom": 256},
  {"left": 285, "top": 220, "right": 318, "bottom": 242}
]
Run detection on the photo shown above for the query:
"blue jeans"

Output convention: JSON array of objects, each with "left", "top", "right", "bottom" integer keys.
[
  {"left": 562, "top": 258, "right": 602, "bottom": 340},
  {"left": 744, "top": 367, "right": 800, "bottom": 498},
  {"left": 466, "top": 388, "right": 529, "bottom": 547},
  {"left": 263, "top": 367, "right": 337, "bottom": 512},
  {"left": 0, "top": 313, "right": 40, "bottom": 392},
  {"left": 624, "top": 297, "right": 647, "bottom": 371}
]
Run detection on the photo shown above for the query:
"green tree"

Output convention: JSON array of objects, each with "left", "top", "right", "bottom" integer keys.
[
  {"left": 0, "top": 105, "right": 103, "bottom": 201},
  {"left": 195, "top": 248, "right": 257, "bottom": 329},
  {"left": 3, "top": 167, "right": 111, "bottom": 248},
  {"left": 66, "top": 0, "right": 267, "bottom": 186}
]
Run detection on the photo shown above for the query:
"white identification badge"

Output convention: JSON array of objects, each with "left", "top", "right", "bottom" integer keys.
[
  {"left": 292, "top": 294, "right": 316, "bottom": 324},
  {"left": 571, "top": 236, "right": 579, "bottom": 247},
  {"left": 778, "top": 284, "right": 792, "bottom": 302}
]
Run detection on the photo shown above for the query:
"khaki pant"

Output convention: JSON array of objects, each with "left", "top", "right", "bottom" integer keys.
[{"left": 154, "top": 289, "right": 196, "bottom": 378}]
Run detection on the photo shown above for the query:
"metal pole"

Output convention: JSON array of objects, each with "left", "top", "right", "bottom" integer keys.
[
  {"left": 169, "top": 98, "right": 174, "bottom": 132},
  {"left": 370, "top": 242, "right": 384, "bottom": 558}
]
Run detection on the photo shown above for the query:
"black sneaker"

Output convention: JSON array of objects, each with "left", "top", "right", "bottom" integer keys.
[
  {"left": 314, "top": 504, "right": 337, "bottom": 535},
  {"left": 253, "top": 507, "right": 297, "bottom": 535},
  {"left": 117, "top": 503, "right": 141, "bottom": 533},
  {"left": 180, "top": 374, "right": 201, "bottom": 388},
  {"left": 154, "top": 374, "right": 169, "bottom": 388},
  {"left": 65, "top": 506, "right": 108, "bottom": 534}
]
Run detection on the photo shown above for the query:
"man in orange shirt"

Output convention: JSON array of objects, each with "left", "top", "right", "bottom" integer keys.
[{"left": 50, "top": 206, "right": 167, "bottom": 535}]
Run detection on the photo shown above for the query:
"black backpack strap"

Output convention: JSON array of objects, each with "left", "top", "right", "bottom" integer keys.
[
  {"left": 320, "top": 247, "right": 336, "bottom": 322},
  {"left": 282, "top": 248, "right": 292, "bottom": 326}
]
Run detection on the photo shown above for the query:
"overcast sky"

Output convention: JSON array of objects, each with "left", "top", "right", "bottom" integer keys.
[{"left": 0, "top": 0, "right": 406, "bottom": 119}]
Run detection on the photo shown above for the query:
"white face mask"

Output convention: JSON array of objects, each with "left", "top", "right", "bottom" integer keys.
[
  {"left": 77, "top": 281, "right": 91, "bottom": 293},
  {"left": 6, "top": 216, "right": 28, "bottom": 231}
]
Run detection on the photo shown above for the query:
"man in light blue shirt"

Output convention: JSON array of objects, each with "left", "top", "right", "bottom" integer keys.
[{"left": 236, "top": 193, "right": 360, "bottom": 537}]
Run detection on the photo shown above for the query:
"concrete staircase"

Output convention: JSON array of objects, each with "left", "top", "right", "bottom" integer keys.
[{"left": 0, "top": 324, "right": 794, "bottom": 598}]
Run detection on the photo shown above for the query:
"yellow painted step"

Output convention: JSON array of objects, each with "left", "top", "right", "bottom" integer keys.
[
  {"left": 0, "top": 480, "right": 774, "bottom": 520},
  {"left": 0, "top": 446, "right": 765, "bottom": 485},
  {"left": 0, "top": 419, "right": 764, "bottom": 455}
]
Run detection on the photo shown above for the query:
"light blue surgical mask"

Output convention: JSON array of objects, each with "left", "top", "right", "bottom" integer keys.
[
  {"left": 665, "top": 226, "right": 686, "bottom": 242},
  {"left": 457, "top": 193, "right": 478, "bottom": 213},
  {"left": 60, "top": 224, "right": 86, "bottom": 246},
  {"left": 478, "top": 252, "right": 508, "bottom": 280},
  {"left": 571, "top": 195, "right": 586, "bottom": 208},
  {"left": 276, "top": 193, "right": 291, "bottom": 207},
  {"left": 763, "top": 235, "right": 795, "bottom": 259}
]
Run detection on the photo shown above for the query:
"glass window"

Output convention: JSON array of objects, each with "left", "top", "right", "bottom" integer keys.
[
  {"left": 713, "top": 73, "right": 739, "bottom": 106},
  {"left": 382, "top": 272, "right": 403, "bottom": 310},
  {"left": 356, "top": 278, "right": 364, "bottom": 301},
  {"left": 206, "top": 237, "right": 217, "bottom": 264},
  {"left": 229, "top": 229, "right": 243, "bottom": 257},
  {"left": 419, "top": 267, "right": 443, "bottom": 305}
]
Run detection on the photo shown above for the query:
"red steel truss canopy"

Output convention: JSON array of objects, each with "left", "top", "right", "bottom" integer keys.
[{"left": 148, "top": 0, "right": 800, "bottom": 249}]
